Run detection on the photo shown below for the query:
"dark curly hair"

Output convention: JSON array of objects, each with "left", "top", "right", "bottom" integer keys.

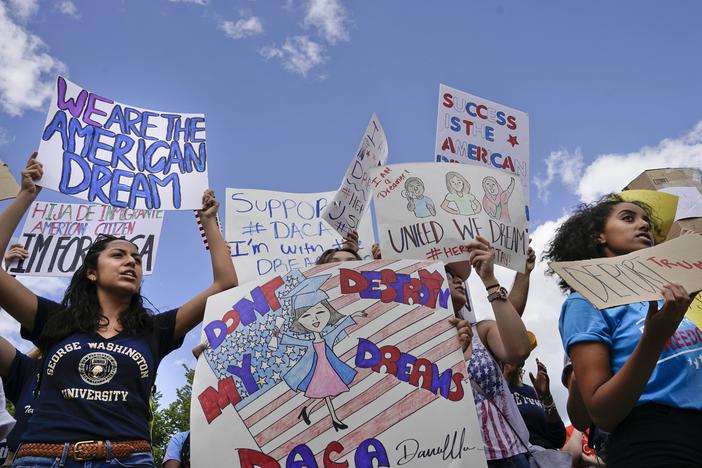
[
  {"left": 543, "top": 194, "right": 660, "bottom": 292},
  {"left": 316, "top": 247, "right": 361, "bottom": 265},
  {"left": 37, "top": 235, "right": 155, "bottom": 352}
]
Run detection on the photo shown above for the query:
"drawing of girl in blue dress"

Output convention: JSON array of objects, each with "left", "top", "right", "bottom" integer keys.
[{"left": 274, "top": 274, "right": 366, "bottom": 431}]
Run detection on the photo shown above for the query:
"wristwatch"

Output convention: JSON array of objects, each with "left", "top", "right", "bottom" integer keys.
[{"left": 487, "top": 286, "right": 508, "bottom": 303}]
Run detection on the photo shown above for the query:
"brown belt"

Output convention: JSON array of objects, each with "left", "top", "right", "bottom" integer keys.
[{"left": 16, "top": 440, "right": 151, "bottom": 461}]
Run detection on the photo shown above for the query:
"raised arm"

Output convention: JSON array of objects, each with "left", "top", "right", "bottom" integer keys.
[
  {"left": 0, "top": 152, "right": 42, "bottom": 331},
  {"left": 469, "top": 236, "right": 531, "bottom": 365},
  {"left": 570, "top": 284, "right": 691, "bottom": 431},
  {"left": 508, "top": 245, "right": 535, "bottom": 316},
  {"left": 173, "top": 189, "right": 238, "bottom": 339}
]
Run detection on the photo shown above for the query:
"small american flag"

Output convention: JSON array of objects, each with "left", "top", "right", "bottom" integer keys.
[{"left": 194, "top": 210, "right": 221, "bottom": 250}]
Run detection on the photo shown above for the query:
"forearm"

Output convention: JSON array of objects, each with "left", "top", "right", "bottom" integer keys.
[
  {"left": 508, "top": 272, "right": 530, "bottom": 316},
  {"left": 201, "top": 217, "right": 237, "bottom": 290},
  {"left": 0, "top": 191, "right": 34, "bottom": 254},
  {"left": 582, "top": 335, "right": 664, "bottom": 431},
  {"left": 566, "top": 377, "right": 591, "bottom": 431},
  {"left": 490, "top": 300, "right": 530, "bottom": 363}
]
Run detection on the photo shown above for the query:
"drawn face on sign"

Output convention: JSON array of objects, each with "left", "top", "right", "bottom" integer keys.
[
  {"left": 405, "top": 178, "right": 425, "bottom": 199},
  {"left": 297, "top": 302, "right": 332, "bottom": 332},
  {"left": 598, "top": 202, "right": 654, "bottom": 257},
  {"left": 483, "top": 177, "right": 499, "bottom": 197}
]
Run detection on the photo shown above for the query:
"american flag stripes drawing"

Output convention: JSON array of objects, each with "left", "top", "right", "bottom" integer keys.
[{"left": 192, "top": 259, "right": 487, "bottom": 467}]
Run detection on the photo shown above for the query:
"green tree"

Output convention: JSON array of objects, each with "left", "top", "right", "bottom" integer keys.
[{"left": 151, "top": 365, "right": 195, "bottom": 463}]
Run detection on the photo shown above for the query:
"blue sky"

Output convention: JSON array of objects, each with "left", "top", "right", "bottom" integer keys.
[{"left": 1, "top": 0, "right": 701, "bottom": 413}]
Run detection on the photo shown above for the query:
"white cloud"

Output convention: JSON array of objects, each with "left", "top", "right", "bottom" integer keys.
[
  {"left": 218, "top": 16, "right": 263, "bottom": 40},
  {"left": 259, "top": 36, "right": 326, "bottom": 76},
  {"left": 0, "top": 127, "right": 11, "bottom": 145},
  {"left": 56, "top": 0, "right": 80, "bottom": 19},
  {"left": 577, "top": 122, "right": 702, "bottom": 202},
  {"left": 0, "top": 2, "right": 67, "bottom": 116},
  {"left": 303, "top": 0, "right": 349, "bottom": 44},
  {"left": 5, "top": 0, "right": 38, "bottom": 22},
  {"left": 533, "top": 148, "right": 584, "bottom": 202},
  {"left": 168, "top": 0, "right": 208, "bottom": 5}
]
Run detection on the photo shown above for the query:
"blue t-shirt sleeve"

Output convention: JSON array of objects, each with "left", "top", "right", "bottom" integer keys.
[
  {"left": 154, "top": 309, "right": 185, "bottom": 361},
  {"left": 20, "top": 296, "right": 62, "bottom": 344},
  {"left": 162, "top": 431, "right": 188, "bottom": 465},
  {"left": 2, "top": 352, "right": 38, "bottom": 405},
  {"left": 559, "top": 295, "right": 613, "bottom": 352}
]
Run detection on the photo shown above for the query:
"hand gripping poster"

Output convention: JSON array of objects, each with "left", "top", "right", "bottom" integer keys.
[
  {"left": 191, "top": 259, "right": 487, "bottom": 467},
  {"left": 370, "top": 162, "right": 528, "bottom": 273},
  {"left": 37, "top": 76, "right": 209, "bottom": 210}
]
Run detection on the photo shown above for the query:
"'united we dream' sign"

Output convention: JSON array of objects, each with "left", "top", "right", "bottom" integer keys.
[{"left": 36, "top": 76, "right": 209, "bottom": 210}]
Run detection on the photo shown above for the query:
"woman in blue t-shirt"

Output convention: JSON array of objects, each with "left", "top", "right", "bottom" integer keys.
[
  {"left": 544, "top": 194, "right": 699, "bottom": 467},
  {"left": 0, "top": 153, "right": 238, "bottom": 468}
]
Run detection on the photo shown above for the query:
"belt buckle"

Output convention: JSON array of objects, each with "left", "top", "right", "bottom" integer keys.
[{"left": 72, "top": 440, "right": 97, "bottom": 461}]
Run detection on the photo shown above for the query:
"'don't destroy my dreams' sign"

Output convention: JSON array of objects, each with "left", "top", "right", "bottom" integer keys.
[{"left": 36, "top": 76, "right": 209, "bottom": 210}]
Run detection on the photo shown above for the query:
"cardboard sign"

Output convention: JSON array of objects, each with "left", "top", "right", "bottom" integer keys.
[
  {"left": 0, "top": 160, "right": 19, "bottom": 201},
  {"left": 225, "top": 189, "right": 376, "bottom": 282},
  {"left": 618, "top": 190, "right": 679, "bottom": 242},
  {"left": 549, "top": 235, "right": 702, "bottom": 309},
  {"left": 191, "top": 260, "right": 486, "bottom": 467},
  {"left": 370, "top": 163, "right": 528, "bottom": 272},
  {"left": 36, "top": 76, "right": 209, "bottom": 210},
  {"left": 435, "top": 84, "right": 530, "bottom": 218},
  {"left": 322, "top": 114, "right": 388, "bottom": 237},
  {"left": 8, "top": 201, "right": 163, "bottom": 276}
]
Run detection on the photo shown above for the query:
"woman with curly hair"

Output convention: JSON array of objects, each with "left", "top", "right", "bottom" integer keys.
[
  {"left": 543, "top": 194, "right": 700, "bottom": 467},
  {"left": 0, "top": 152, "right": 238, "bottom": 468}
]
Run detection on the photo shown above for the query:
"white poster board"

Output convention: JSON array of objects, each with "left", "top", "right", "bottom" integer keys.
[
  {"left": 8, "top": 200, "right": 163, "bottom": 276},
  {"left": 322, "top": 113, "right": 388, "bottom": 236},
  {"left": 659, "top": 186, "right": 702, "bottom": 221},
  {"left": 225, "top": 189, "right": 376, "bottom": 283},
  {"left": 435, "top": 84, "right": 530, "bottom": 218},
  {"left": 36, "top": 76, "right": 208, "bottom": 210},
  {"left": 370, "top": 163, "right": 528, "bottom": 272},
  {"left": 191, "top": 259, "right": 486, "bottom": 467},
  {"left": 550, "top": 234, "right": 702, "bottom": 309}
]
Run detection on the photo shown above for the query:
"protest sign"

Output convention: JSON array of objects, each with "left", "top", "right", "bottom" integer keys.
[
  {"left": 225, "top": 189, "right": 376, "bottom": 282},
  {"left": 8, "top": 200, "right": 163, "bottom": 276},
  {"left": 0, "top": 160, "right": 19, "bottom": 201},
  {"left": 191, "top": 259, "right": 486, "bottom": 467},
  {"left": 687, "top": 292, "right": 702, "bottom": 330},
  {"left": 619, "top": 190, "right": 678, "bottom": 242},
  {"left": 549, "top": 234, "right": 702, "bottom": 309},
  {"left": 659, "top": 186, "right": 702, "bottom": 221},
  {"left": 36, "top": 76, "right": 208, "bottom": 210},
  {"left": 370, "top": 162, "right": 528, "bottom": 272},
  {"left": 322, "top": 114, "right": 388, "bottom": 236},
  {"left": 435, "top": 84, "right": 530, "bottom": 218}
]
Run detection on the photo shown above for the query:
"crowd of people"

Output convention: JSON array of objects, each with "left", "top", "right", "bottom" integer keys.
[{"left": 0, "top": 152, "right": 699, "bottom": 468}]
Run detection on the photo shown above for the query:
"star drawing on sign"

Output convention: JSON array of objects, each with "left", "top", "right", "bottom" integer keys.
[
  {"left": 272, "top": 371, "right": 281, "bottom": 382},
  {"left": 256, "top": 376, "right": 266, "bottom": 388},
  {"left": 275, "top": 356, "right": 283, "bottom": 365},
  {"left": 507, "top": 134, "right": 519, "bottom": 147},
  {"left": 261, "top": 361, "right": 269, "bottom": 370},
  {"left": 285, "top": 346, "right": 294, "bottom": 356},
  {"left": 255, "top": 350, "right": 262, "bottom": 359}
]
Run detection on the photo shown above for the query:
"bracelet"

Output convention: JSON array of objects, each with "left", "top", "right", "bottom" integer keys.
[{"left": 484, "top": 282, "right": 500, "bottom": 291}]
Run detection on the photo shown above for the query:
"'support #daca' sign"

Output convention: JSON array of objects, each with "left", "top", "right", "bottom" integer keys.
[
  {"left": 370, "top": 162, "right": 528, "bottom": 272},
  {"left": 322, "top": 113, "right": 388, "bottom": 237},
  {"left": 191, "top": 259, "right": 486, "bottom": 467},
  {"left": 225, "top": 188, "right": 376, "bottom": 282},
  {"left": 435, "top": 84, "right": 530, "bottom": 218},
  {"left": 549, "top": 234, "right": 702, "bottom": 309},
  {"left": 37, "top": 76, "right": 209, "bottom": 210},
  {"left": 9, "top": 201, "right": 163, "bottom": 276}
]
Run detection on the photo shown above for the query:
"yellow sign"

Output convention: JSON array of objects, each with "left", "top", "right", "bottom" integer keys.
[
  {"left": 687, "top": 292, "right": 702, "bottom": 330},
  {"left": 619, "top": 190, "right": 679, "bottom": 243}
]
